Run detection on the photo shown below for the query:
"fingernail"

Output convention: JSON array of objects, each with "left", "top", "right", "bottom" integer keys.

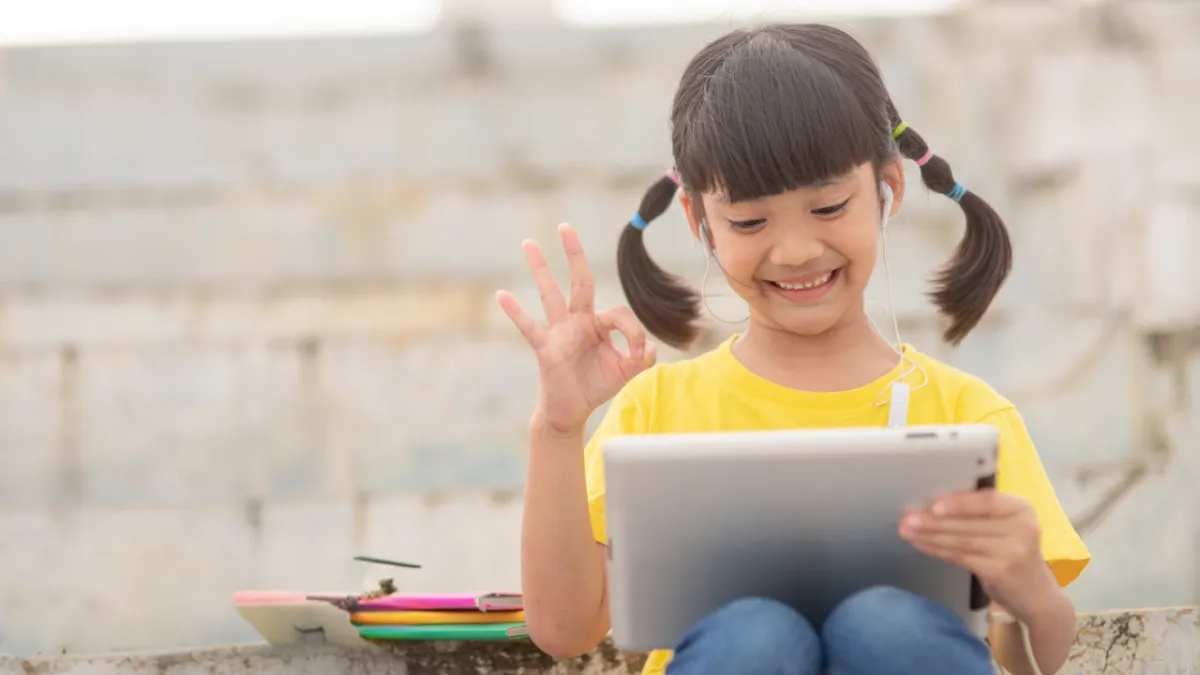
[
  {"left": 931, "top": 502, "right": 947, "bottom": 516},
  {"left": 903, "top": 515, "right": 921, "bottom": 530}
]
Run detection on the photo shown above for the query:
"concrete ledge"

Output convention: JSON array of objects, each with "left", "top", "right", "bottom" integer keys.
[
  {"left": 0, "top": 641, "right": 645, "bottom": 675},
  {"left": 2, "top": 608, "right": 1195, "bottom": 674}
]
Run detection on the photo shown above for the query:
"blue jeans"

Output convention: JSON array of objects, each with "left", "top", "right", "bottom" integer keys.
[{"left": 665, "top": 586, "right": 994, "bottom": 675}]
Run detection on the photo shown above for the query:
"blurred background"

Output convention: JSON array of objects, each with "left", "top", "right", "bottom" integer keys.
[{"left": 0, "top": 0, "right": 1196, "bottom": 658}]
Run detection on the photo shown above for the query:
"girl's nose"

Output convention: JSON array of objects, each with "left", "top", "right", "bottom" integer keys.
[{"left": 768, "top": 232, "right": 824, "bottom": 269}]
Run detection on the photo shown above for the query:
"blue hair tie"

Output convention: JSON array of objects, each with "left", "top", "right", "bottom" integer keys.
[
  {"left": 946, "top": 183, "right": 967, "bottom": 202},
  {"left": 631, "top": 213, "right": 649, "bottom": 230}
]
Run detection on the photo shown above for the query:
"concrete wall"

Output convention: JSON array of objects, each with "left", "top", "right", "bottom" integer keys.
[{"left": 1, "top": 0, "right": 1198, "bottom": 656}]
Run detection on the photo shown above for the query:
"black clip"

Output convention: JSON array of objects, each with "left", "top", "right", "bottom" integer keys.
[{"left": 353, "top": 555, "right": 422, "bottom": 569}]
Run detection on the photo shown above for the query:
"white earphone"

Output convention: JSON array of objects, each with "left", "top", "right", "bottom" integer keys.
[{"left": 880, "top": 181, "right": 894, "bottom": 230}]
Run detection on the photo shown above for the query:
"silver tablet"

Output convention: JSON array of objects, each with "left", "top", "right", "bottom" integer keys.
[{"left": 601, "top": 425, "right": 997, "bottom": 651}]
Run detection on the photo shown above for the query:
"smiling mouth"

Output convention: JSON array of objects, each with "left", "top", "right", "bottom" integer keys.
[{"left": 768, "top": 269, "right": 839, "bottom": 291}]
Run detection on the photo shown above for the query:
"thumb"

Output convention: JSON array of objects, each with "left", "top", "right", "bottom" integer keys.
[{"left": 643, "top": 343, "right": 658, "bottom": 369}]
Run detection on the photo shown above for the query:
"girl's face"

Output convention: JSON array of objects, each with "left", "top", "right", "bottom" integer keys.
[{"left": 681, "top": 160, "right": 904, "bottom": 338}]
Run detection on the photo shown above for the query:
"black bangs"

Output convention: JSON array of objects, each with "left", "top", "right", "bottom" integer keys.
[{"left": 673, "top": 29, "right": 889, "bottom": 203}]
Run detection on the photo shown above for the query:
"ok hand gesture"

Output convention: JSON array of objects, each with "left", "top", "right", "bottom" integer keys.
[{"left": 496, "top": 224, "right": 657, "bottom": 436}]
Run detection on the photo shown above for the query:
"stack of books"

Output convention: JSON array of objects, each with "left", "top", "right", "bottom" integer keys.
[
  {"left": 349, "top": 592, "right": 527, "bottom": 642},
  {"left": 233, "top": 557, "right": 528, "bottom": 645}
]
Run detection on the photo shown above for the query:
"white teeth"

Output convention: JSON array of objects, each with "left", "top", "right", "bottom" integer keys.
[{"left": 776, "top": 272, "right": 832, "bottom": 291}]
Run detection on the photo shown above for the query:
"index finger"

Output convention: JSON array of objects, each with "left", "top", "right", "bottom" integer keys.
[
  {"left": 559, "top": 224, "right": 595, "bottom": 315},
  {"left": 930, "top": 490, "right": 1018, "bottom": 519},
  {"left": 596, "top": 305, "right": 646, "bottom": 360}
]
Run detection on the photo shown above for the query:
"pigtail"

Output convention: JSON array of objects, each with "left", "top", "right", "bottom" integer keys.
[
  {"left": 892, "top": 123, "right": 1013, "bottom": 345},
  {"left": 616, "top": 173, "right": 703, "bottom": 350}
]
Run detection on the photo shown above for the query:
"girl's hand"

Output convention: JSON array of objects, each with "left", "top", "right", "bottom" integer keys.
[
  {"left": 496, "top": 223, "right": 657, "bottom": 436},
  {"left": 899, "top": 490, "right": 1056, "bottom": 619}
]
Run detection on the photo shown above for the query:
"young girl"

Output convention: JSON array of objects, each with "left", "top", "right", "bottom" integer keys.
[{"left": 497, "top": 22, "right": 1089, "bottom": 675}]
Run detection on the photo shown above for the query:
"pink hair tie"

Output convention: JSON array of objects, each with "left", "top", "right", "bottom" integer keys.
[
  {"left": 915, "top": 150, "right": 934, "bottom": 167},
  {"left": 666, "top": 168, "right": 681, "bottom": 186}
]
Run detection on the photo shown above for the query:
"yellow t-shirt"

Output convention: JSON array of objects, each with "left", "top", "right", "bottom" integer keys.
[{"left": 582, "top": 336, "right": 1090, "bottom": 675}]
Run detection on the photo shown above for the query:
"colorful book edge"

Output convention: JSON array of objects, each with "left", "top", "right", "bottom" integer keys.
[{"left": 357, "top": 623, "right": 529, "bottom": 641}]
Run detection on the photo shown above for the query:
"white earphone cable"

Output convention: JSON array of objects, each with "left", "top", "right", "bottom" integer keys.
[{"left": 871, "top": 183, "right": 928, "bottom": 407}]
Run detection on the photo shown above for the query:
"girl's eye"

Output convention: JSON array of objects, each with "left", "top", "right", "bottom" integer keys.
[
  {"left": 812, "top": 198, "right": 851, "bottom": 216},
  {"left": 728, "top": 218, "right": 766, "bottom": 230}
]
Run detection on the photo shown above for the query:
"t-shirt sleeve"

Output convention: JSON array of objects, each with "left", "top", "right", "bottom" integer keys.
[
  {"left": 981, "top": 406, "right": 1091, "bottom": 587},
  {"left": 582, "top": 377, "right": 650, "bottom": 546}
]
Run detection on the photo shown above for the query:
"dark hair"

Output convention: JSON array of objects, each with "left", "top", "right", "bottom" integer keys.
[{"left": 616, "top": 23, "right": 1012, "bottom": 349}]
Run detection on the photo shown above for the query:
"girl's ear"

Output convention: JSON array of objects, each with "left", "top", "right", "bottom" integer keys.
[
  {"left": 881, "top": 156, "right": 905, "bottom": 217},
  {"left": 678, "top": 189, "right": 703, "bottom": 243}
]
